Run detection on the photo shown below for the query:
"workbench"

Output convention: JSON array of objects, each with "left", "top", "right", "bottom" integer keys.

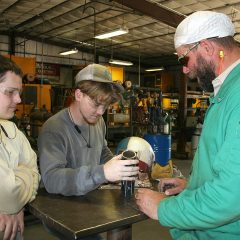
[{"left": 28, "top": 188, "right": 147, "bottom": 240}]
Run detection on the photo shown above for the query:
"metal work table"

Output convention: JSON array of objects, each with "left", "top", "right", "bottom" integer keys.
[{"left": 28, "top": 188, "right": 147, "bottom": 240}]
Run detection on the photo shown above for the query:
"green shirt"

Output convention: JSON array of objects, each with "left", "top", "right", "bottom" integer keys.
[{"left": 159, "top": 64, "right": 240, "bottom": 240}]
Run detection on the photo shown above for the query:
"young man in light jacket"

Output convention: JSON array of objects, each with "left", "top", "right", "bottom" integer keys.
[{"left": 0, "top": 55, "right": 40, "bottom": 240}]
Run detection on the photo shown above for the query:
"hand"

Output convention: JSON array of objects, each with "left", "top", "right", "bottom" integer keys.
[
  {"left": 104, "top": 154, "right": 139, "bottom": 182},
  {"left": 135, "top": 188, "right": 166, "bottom": 220},
  {"left": 0, "top": 209, "right": 24, "bottom": 240},
  {"left": 16, "top": 210, "right": 24, "bottom": 237},
  {"left": 159, "top": 178, "right": 187, "bottom": 196}
]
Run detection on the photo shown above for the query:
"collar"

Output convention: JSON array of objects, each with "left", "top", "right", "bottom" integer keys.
[{"left": 212, "top": 59, "right": 240, "bottom": 96}]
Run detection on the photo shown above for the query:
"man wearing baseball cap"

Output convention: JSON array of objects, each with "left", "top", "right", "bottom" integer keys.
[
  {"left": 136, "top": 11, "right": 240, "bottom": 239},
  {"left": 38, "top": 64, "right": 139, "bottom": 239}
]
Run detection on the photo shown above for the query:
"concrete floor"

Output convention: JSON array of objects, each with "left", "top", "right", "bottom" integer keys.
[{"left": 24, "top": 159, "right": 192, "bottom": 240}]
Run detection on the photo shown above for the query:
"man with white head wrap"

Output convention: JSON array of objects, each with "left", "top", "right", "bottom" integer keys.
[{"left": 135, "top": 11, "right": 240, "bottom": 240}]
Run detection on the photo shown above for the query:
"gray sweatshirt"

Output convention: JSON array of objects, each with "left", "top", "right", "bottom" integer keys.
[{"left": 38, "top": 108, "right": 113, "bottom": 196}]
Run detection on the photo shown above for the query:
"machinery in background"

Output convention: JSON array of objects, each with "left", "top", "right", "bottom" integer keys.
[
  {"left": 16, "top": 84, "right": 52, "bottom": 117},
  {"left": 15, "top": 105, "right": 52, "bottom": 150},
  {"left": 109, "top": 85, "right": 177, "bottom": 178},
  {"left": 184, "top": 96, "right": 208, "bottom": 158},
  {"left": 107, "top": 86, "right": 177, "bottom": 138},
  {"left": 14, "top": 83, "right": 52, "bottom": 149}
]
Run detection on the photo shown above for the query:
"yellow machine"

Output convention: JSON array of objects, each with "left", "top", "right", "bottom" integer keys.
[{"left": 16, "top": 84, "right": 51, "bottom": 118}]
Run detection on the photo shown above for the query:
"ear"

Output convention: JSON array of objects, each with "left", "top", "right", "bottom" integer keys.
[
  {"left": 199, "top": 39, "right": 214, "bottom": 56},
  {"left": 75, "top": 89, "right": 83, "bottom": 101}
]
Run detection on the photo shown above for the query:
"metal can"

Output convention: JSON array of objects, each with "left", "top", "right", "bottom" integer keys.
[{"left": 121, "top": 150, "right": 137, "bottom": 198}]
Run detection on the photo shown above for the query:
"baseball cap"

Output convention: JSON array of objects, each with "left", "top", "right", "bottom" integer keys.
[
  {"left": 174, "top": 11, "right": 235, "bottom": 48},
  {"left": 75, "top": 63, "right": 124, "bottom": 92}
]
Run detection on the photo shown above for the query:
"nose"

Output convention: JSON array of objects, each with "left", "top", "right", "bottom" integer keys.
[
  {"left": 96, "top": 106, "right": 106, "bottom": 115},
  {"left": 182, "top": 66, "right": 190, "bottom": 74},
  {"left": 14, "top": 92, "right": 22, "bottom": 104}
]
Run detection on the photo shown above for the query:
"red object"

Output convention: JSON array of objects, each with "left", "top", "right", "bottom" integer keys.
[{"left": 139, "top": 160, "right": 149, "bottom": 173}]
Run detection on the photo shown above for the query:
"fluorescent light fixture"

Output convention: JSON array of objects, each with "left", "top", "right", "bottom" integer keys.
[
  {"left": 109, "top": 59, "right": 133, "bottom": 66},
  {"left": 59, "top": 48, "right": 78, "bottom": 56},
  {"left": 145, "top": 67, "right": 164, "bottom": 72},
  {"left": 95, "top": 26, "right": 128, "bottom": 39},
  {"left": 75, "top": 40, "right": 93, "bottom": 47}
]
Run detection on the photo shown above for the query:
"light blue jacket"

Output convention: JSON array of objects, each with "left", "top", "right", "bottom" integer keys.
[{"left": 159, "top": 64, "right": 240, "bottom": 239}]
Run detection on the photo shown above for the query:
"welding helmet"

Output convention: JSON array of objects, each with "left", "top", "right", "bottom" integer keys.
[{"left": 116, "top": 136, "right": 155, "bottom": 172}]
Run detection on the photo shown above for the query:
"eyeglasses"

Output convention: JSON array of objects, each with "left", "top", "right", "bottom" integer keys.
[
  {"left": 178, "top": 42, "right": 200, "bottom": 66},
  {"left": 0, "top": 86, "right": 22, "bottom": 98},
  {"left": 87, "top": 96, "right": 108, "bottom": 112}
]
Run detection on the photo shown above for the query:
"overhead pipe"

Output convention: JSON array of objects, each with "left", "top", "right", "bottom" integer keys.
[
  {"left": 113, "top": 0, "right": 185, "bottom": 28},
  {"left": 83, "top": 5, "right": 97, "bottom": 63}
]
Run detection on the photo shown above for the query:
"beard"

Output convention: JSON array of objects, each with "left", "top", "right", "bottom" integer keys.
[
  {"left": 187, "top": 55, "right": 216, "bottom": 92},
  {"left": 195, "top": 55, "right": 216, "bottom": 92}
]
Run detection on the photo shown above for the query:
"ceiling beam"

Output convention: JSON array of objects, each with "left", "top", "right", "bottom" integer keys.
[{"left": 113, "top": 0, "right": 185, "bottom": 28}]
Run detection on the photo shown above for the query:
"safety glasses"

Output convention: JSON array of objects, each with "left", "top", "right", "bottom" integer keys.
[
  {"left": 0, "top": 86, "right": 22, "bottom": 98},
  {"left": 178, "top": 42, "right": 200, "bottom": 66},
  {"left": 86, "top": 95, "right": 109, "bottom": 112}
]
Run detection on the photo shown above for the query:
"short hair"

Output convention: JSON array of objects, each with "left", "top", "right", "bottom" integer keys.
[
  {"left": 0, "top": 55, "right": 23, "bottom": 83},
  {"left": 76, "top": 80, "right": 122, "bottom": 105},
  {"left": 208, "top": 36, "right": 237, "bottom": 51}
]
